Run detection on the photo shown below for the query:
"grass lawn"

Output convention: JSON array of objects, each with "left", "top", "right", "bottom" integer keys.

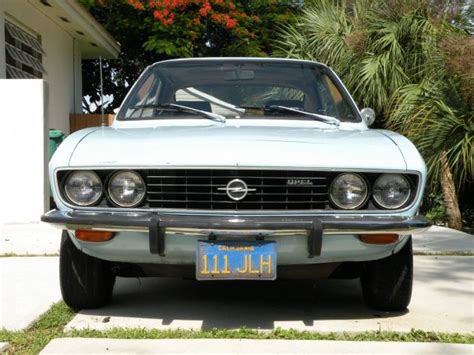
[
  {"left": 0, "top": 302, "right": 75, "bottom": 354},
  {"left": 1, "top": 302, "right": 473, "bottom": 353},
  {"left": 0, "top": 253, "right": 59, "bottom": 258}
]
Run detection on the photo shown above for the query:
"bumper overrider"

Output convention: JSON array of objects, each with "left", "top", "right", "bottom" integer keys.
[{"left": 41, "top": 210, "right": 430, "bottom": 258}]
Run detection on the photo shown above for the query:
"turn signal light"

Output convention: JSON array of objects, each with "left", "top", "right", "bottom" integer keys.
[
  {"left": 75, "top": 230, "right": 115, "bottom": 242},
  {"left": 359, "top": 234, "right": 399, "bottom": 245}
]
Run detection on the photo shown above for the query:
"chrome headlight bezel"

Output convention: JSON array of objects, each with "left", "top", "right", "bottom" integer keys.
[
  {"left": 372, "top": 174, "right": 412, "bottom": 210},
  {"left": 329, "top": 173, "right": 369, "bottom": 210},
  {"left": 64, "top": 170, "right": 103, "bottom": 207},
  {"left": 106, "top": 170, "right": 146, "bottom": 208}
]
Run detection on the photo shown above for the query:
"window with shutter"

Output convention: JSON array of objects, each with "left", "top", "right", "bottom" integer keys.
[{"left": 4, "top": 20, "right": 45, "bottom": 79}]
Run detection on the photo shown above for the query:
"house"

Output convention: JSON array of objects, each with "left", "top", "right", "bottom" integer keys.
[{"left": 0, "top": 0, "right": 119, "bottom": 223}]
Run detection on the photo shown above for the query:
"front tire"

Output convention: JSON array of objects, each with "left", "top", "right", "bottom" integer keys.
[
  {"left": 361, "top": 237, "right": 413, "bottom": 311},
  {"left": 60, "top": 231, "right": 115, "bottom": 310}
]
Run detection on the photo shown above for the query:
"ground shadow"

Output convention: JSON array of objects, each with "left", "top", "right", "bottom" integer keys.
[{"left": 80, "top": 277, "right": 408, "bottom": 330}]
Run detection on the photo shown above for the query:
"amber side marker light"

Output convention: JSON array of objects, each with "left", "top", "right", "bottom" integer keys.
[
  {"left": 75, "top": 230, "right": 115, "bottom": 242},
  {"left": 359, "top": 234, "right": 399, "bottom": 245}
]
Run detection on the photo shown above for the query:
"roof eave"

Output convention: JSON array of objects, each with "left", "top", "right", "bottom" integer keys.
[
  {"left": 31, "top": 0, "right": 120, "bottom": 59},
  {"left": 56, "top": 1, "right": 119, "bottom": 59}
]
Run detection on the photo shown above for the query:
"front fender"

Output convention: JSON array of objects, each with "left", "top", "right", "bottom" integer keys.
[{"left": 49, "top": 127, "right": 100, "bottom": 211}]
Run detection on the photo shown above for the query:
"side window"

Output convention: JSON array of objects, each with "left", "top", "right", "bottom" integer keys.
[
  {"left": 4, "top": 20, "right": 45, "bottom": 79},
  {"left": 316, "top": 75, "right": 354, "bottom": 120},
  {"left": 314, "top": 76, "right": 337, "bottom": 116},
  {"left": 125, "top": 72, "right": 161, "bottom": 118},
  {"left": 324, "top": 76, "right": 344, "bottom": 104},
  {"left": 136, "top": 74, "right": 159, "bottom": 104}
]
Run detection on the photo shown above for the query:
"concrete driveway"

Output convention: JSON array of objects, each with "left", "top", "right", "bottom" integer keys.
[{"left": 66, "top": 255, "right": 474, "bottom": 334}]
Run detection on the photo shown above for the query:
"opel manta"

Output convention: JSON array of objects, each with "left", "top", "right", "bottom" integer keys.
[{"left": 42, "top": 58, "right": 430, "bottom": 311}]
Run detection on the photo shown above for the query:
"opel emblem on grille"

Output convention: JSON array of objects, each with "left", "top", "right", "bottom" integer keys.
[{"left": 218, "top": 179, "right": 256, "bottom": 201}]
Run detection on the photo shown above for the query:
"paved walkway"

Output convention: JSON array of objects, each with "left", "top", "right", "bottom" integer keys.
[
  {"left": 413, "top": 226, "right": 473, "bottom": 254},
  {"left": 0, "top": 257, "right": 61, "bottom": 330},
  {"left": 0, "top": 222, "right": 60, "bottom": 255},
  {"left": 40, "top": 338, "right": 474, "bottom": 354}
]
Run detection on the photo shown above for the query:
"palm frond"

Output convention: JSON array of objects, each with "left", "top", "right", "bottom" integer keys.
[
  {"left": 276, "top": 0, "right": 473, "bottom": 189},
  {"left": 388, "top": 81, "right": 473, "bottom": 187}
]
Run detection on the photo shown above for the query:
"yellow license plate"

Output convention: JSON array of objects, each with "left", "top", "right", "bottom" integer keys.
[{"left": 196, "top": 241, "right": 277, "bottom": 280}]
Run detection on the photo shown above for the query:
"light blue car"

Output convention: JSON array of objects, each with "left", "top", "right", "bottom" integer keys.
[{"left": 42, "top": 58, "right": 430, "bottom": 311}]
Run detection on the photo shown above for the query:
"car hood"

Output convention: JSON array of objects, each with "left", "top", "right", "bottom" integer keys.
[{"left": 68, "top": 121, "right": 407, "bottom": 170}]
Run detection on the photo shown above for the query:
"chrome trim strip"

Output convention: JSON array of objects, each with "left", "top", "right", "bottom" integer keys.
[{"left": 42, "top": 209, "right": 431, "bottom": 235}]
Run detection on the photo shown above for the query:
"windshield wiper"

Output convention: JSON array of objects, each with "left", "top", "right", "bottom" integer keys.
[
  {"left": 240, "top": 105, "right": 340, "bottom": 127},
  {"left": 132, "top": 103, "right": 226, "bottom": 123},
  {"left": 266, "top": 106, "right": 340, "bottom": 127}
]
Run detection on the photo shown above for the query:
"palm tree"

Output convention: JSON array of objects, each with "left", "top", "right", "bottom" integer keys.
[{"left": 276, "top": 0, "right": 473, "bottom": 229}]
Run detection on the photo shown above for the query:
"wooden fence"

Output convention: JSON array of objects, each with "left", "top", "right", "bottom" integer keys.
[{"left": 69, "top": 114, "right": 115, "bottom": 133}]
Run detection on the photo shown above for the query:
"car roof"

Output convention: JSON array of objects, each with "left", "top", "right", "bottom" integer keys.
[{"left": 150, "top": 57, "right": 329, "bottom": 69}]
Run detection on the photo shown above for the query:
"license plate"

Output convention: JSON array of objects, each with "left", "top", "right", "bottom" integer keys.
[{"left": 196, "top": 241, "right": 277, "bottom": 280}]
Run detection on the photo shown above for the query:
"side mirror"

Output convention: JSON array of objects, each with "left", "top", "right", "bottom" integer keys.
[{"left": 360, "top": 108, "right": 375, "bottom": 127}]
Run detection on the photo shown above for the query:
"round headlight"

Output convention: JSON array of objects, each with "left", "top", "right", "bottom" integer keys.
[
  {"left": 64, "top": 171, "right": 103, "bottom": 206},
  {"left": 373, "top": 174, "right": 411, "bottom": 209},
  {"left": 107, "top": 170, "right": 146, "bottom": 207},
  {"left": 330, "top": 173, "right": 368, "bottom": 209}
]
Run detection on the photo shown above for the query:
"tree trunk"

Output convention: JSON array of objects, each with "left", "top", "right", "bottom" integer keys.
[{"left": 439, "top": 152, "right": 463, "bottom": 230}]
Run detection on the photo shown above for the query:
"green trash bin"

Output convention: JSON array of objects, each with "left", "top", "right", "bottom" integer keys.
[{"left": 49, "top": 129, "right": 65, "bottom": 160}]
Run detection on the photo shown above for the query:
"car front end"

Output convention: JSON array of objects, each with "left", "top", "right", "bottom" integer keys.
[{"left": 42, "top": 58, "right": 430, "bottom": 311}]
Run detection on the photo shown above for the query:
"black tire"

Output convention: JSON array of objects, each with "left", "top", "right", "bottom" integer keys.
[
  {"left": 361, "top": 237, "right": 413, "bottom": 311},
  {"left": 60, "top": 230, "right": 115, "bottom": 310}
]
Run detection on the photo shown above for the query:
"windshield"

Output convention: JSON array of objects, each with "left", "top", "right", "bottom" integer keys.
[{"left": 118, "top": 60, "right": 359, "bottom": 122}]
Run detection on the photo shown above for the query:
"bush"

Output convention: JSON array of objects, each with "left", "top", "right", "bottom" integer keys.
[{"left": 422, "top": 192, "right": 447, "bottom": 226}]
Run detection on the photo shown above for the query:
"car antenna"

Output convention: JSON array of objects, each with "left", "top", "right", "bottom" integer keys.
[{"left": 99, "top": 56, "right": 105, "bottom": 127}]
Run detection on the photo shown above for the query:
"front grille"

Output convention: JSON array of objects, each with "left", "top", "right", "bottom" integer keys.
[{"left": 146, "top": 169, "right": 330, "bottom": 210}]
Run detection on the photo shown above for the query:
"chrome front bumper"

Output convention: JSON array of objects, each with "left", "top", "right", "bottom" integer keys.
[{"left": 42, "top": 210, "right": 430, "bottom": 258}]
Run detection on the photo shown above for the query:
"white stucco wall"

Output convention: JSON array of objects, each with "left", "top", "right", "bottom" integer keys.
[
  {"left": 0, "top": 1, "right": 117, "bottom": 223},
  {"left": 0, "top": 1, "right": 85, "bottom": 222},
  {"left": 0, "top": 80, "right": 48, "bottom": 223},
  {"left": 0, "top": 0, "right": 83, "bottom": 134}
]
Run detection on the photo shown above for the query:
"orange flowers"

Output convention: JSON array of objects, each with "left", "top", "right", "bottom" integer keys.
[
  {"left": 127, "top": 0, "right": 144, "bottom": 10},
  {"left": 127, "top": 0, "right": 248, "bottom": 30}
]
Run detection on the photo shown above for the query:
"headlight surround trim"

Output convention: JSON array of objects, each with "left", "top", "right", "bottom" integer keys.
[
  {"left": 64, "top": 170, "right": 103, "bottom": 207},
  {"left": 372, "top": 173, "right": 412, "bottom": 210},
  {"left": 106, "top": 170, "right": 147, "bottom": 208},
  {"left": 329, "top": 173, "right": 369, "bottom": 210}
]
